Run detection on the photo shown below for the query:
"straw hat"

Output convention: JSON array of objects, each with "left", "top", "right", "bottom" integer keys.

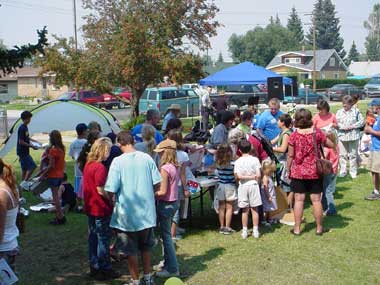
[
  {"left": 154, "top": 139, "right": 177, "bottom": 152},
  {"left": 167, "top": 104, "right": 181, "bottom": 111}
]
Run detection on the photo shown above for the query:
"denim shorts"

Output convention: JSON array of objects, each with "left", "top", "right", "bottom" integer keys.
[
  {"left": 48, "top": 178, "right": 63, "bottom": 188},
  {"left": 124, "top": 228, "right": 155, "bottom": 255},
  {"left": 19, "top": 155, "right": 37, "bottom": 171}
]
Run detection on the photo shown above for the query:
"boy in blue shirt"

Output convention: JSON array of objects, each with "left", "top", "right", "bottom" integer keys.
[{"left": 365, "top": 99, "right": 380, "bottom": 200}]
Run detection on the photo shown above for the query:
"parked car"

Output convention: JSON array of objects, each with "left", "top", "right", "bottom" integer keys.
[
  {"left": 102, "top": 87, "right": 132, "bottom": 109},
  {"left": 58, "top": 90, "right": 104, "bottom": 107},
  {"left": 221, "top": 85, "right": 268, "bottom": 106},
  {"left": 364, "top": 75, "right": 380, "bottom": 97},
  {"left": 283, "top": 88, "right": 326, "bottom": 104},
  {"left": 139, "top": 87, "right": 200, "bottom": 117},
  {"left": 326, "top": 84, "right": 364, "bottom": 101}
]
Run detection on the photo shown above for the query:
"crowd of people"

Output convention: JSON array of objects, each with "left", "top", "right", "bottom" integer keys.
[{"left": 0, "top": 93, "right": 379, "bottom": 284}]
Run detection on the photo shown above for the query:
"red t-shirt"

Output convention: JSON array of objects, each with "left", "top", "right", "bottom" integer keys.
[
  {"left": 247, "top": 134, "right": 268, "bottom": 162},
  {"left": 47, "top": 147, "right": 65, "bottom": 178},
  {"left": 83, "top": 161, "right": 113, "bottom": 217},
  {"left": 288, "top": 128, "right": 326, "bottom": 180}
]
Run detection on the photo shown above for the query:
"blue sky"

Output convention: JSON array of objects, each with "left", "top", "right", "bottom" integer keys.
[{"left": 0, "top": 0, "right": 378, "bottom": 61}]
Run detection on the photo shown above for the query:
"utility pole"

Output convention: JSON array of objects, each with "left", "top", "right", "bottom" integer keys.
[
  {"left": 312, "top": 13, "right": 317, "bottom": 92},
  {"left": 73, "top": 0, "right": 78, "bottom": 51}
]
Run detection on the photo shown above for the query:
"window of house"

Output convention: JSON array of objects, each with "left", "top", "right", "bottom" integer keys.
[
  {"left": 334, "top": 73, "right": 339, "bottom": 79},
  {"left": 0, "top": 84, "right": 8, "bottom": 94},
  {"left": 285, "top": 57, "right": 301, "bottom": 64},
  {"left": 330, "top": 57, "right": 336, "bottom": 67}
]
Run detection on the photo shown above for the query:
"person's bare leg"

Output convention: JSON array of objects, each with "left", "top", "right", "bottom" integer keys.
[
  {"left": 225, "top": 201, "right": 233, "bottom": 228},
  {"left": 251, "top": 207, "right": 259, "bottom": 227},
  {"left": 171, "top": 222, "right": 177, "bottom": 238},
  {"left": 241, "top": 208, "right": 249, "bottom": 228},
  {"left": 141, "top": 250, "right": 151, "bottom": 275},
  {"left": 310, "top": 193, "right": 323, "bottom": 233},
  {"left": 127, "top": 255, "right": 139, "bottom": 280},
  {"left": 293, "top": 193, "right": 305, "bottom": 233},
  {"left": 288, "top": 192, "right": 294, "bottom": 210},
  {"left": 373, "top": 172, "right": 380, "bottom": 191},
  {"left": 218, "top": 201, "right": 226, "bottom": 229},
  {"left": 52, "top": 186, "right": 63, "bottom": 219}
]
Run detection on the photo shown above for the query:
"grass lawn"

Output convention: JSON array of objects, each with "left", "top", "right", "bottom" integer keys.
[{"left": 2, "top": 99, "right": 379, "bottom": 284}]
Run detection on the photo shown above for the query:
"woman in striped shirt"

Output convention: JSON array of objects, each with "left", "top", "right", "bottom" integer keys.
[{"left": 215, "top": 144, "right": 237, "bottom": 235}]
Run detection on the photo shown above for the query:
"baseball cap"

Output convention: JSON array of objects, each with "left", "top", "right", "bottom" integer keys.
[
  {"left": 154, "top": 139, "right": 177, "bottom": 152},
  {"left": 369, "top": 98, "right": 380, "bottom": 106}
]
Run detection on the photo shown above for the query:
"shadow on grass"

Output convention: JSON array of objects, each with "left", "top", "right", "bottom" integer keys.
[
  {"left": 178, "top": 247, "right": 225, "bottom": 281},
  {"left": 301, "top": 210, "right": 353, "bottom": 234}
]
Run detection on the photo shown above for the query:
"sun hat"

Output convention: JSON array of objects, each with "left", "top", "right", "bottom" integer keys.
[
  {"left": 368, "top": 98, "right": 380, "bottom": 106},
  {"left": 168, "top": 104, "right": 181, "bottom": 111},
  {"left": 154, "top": 139, "right": 177, "bottom": 152}
]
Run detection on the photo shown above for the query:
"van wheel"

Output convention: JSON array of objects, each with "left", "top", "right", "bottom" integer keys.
[{"left": 118, "top": 102, "right": 125, "bottom": 109}]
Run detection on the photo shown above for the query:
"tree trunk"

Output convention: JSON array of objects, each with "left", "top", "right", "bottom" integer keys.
[{"left": 131, "top": 88, "right": 143, "bottom": 118}]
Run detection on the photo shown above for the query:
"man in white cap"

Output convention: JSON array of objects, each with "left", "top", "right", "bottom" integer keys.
[{"left": 162, "top": 104, "right": 181, "bottom": 133}]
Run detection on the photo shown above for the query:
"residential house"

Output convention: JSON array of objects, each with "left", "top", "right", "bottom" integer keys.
[
  {"left": 348, "top": 61, "right": 380, "bottom": 78},
  {"left": 0, "top": 67, "right": 68, "bottom": 102},
  {"left": 266, "top": 49, "right": 347, "bottom": 81}
]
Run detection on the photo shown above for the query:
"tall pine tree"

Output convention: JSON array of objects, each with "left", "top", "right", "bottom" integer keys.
[
  {"left": 346, "top": 41, "right": 359, "bottom": 64},
  {"left": 364, "top": 4, "right": 380, "bottom": 61},
  {"left": 307, "top": 0, "right": 346, "bottom": 59},
  {"left": 287, "top": 7, "right": 304, "bottom": 47}
]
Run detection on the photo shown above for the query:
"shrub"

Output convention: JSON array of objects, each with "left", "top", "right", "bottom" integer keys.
[{"left": 121, "top": 114, "right": 145, "bottom": 130}]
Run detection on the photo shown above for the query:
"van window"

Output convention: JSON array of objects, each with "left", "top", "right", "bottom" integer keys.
[
  {"left": 187, "top": 90, "right": 197, "bottom": 97},
  {"left": 141, "top": 90, "right": 149, "bottom": 99},
  {"left": 83, "top": 91, "right": 93, "bottom": 98},
  {"left": 177, "top": 90, "right": 187, "bottom": 98},
  {"left": 149, "top": 91, "right": 158, "bottom": 100},
  {"left": 161, "top": 90, "right": 176, "bottom": 100}
]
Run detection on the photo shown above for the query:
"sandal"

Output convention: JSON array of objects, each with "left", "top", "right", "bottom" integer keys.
[
  {"left": 290, "top": 229, "right": 301, "bottom": 236},
  {"left": 316, "top": 228, "right": 330, "bottom": 236}
]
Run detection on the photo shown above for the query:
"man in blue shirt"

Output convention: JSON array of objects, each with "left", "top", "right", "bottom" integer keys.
[
  {"left": 105, "top": 131, "right": 161, "bottom": 285},
  {"left": 162, "top": 104, "right": 181, "bottom": 133},
  {"left": 257, "top": 98, "right": 283, "bottom": 141},
  {"left": 365, "top": 99, "right": 380, "bottom": 200},
  {"left": 131, "top": 109, "right": 163, "bottom": 144},
  {"left": 17, "top": 111, "right": 39, "bottom": 181}
]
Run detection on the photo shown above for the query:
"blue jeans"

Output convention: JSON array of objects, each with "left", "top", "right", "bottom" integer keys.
[
  {"left": 88, "top": 215, "right": 112, "bottom": 270},
  {"left": 322, "top": 174, "right": 337, "bottom": 215},
  {"left": 157, "top": 201, "right": 179, "bottom": 273}
]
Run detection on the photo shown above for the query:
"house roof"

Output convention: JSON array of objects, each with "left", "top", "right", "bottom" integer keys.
[
  {"left": 0, "top": 73, "right": 18, "bottom": 82},
  {"left": 267, "top": 49, "right": 347, "bottom": 72},
  {"left": 348, "top": 61, "right": 380, "bottom": 77},
  {"left": 0, "top": 67, "right": 42, "bottom": 81}
]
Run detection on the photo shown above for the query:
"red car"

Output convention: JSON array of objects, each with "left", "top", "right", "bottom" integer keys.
[
  {"left": 102, "top": 88, "right": 132, "bottom": 109},
  {"left": 58, "top": 90, "right": 105, "bottom": 106}
]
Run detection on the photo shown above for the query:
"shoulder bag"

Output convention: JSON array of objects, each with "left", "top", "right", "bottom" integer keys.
[{"left": 313, "top": 130, "right": 333, "bottom": 177}]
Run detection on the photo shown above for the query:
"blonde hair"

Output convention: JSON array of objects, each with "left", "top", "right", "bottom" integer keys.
[
  {"left": 262, "top": 159, "right": 276, "bottom": 176},
  {"left": 0, "top": 159, "right": 18, "bottom": 201},
  {"left": 215, "top": 144, "right": 232, "bottom": 167},
  {"left": 87, "top": 137, "right": 112, "bottom": 163},
  {"left": 141, "top": 124, "right": 156, "bottom": 157},
  {"left": 159, "top": 148, "right": 178, "bottom": 167}
]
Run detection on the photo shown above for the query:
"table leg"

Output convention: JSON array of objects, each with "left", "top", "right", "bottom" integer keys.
[{"left": 188, "top": 197, "right": 192, "bottom": 226}]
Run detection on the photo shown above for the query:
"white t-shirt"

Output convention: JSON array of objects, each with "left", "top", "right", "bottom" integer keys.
[
  {"left": 177, "top": 150, "right": 189, "bottom": 186},
  {"left": 69, "top": 138, "right": 87, "bottom": 176},
  {"left": 234, "top": 155, "right": 261, "bottom": 186}
]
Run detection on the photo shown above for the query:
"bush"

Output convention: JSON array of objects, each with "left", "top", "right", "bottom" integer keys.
[
  {"left": 121, "top": 114, "right": 145, "bottom": 130},
  {"left": 302, "top": 79, "right": 370, "bottom": 89}
]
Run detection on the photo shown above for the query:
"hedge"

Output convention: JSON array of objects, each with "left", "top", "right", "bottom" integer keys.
[{"left": 302, "top": 79, "right": 370, "bottom": 89}]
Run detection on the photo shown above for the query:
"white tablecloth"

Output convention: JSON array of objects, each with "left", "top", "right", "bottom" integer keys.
[{"left": 196, "top": 177, "right": 218, "bottom": 188}]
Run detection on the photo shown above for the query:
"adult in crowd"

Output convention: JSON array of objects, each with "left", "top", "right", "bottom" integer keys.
[
  {"left": 336, "top": 95, "right": 364, "bottom": 178},
  {"left": 312, "top": 100, "right": 337, "bottom": 130},
  {"left": 257, "top": 98, "right": 283, "bottom": 141},
  {"left": 131, "top": 109, "right": 163, "bottom": 144},
  {"left": 237, "top": 111, "right": 253, "bottom": 135},
  {"left": 201, "top": 86, "right": 212, "bottom": 131},
  {"left": 162, "top": 104, "right": 181, "bottom": 133},
  {"left": 17, "top": 111, "right": 38, "bottom": 181},
  {"left": 287, "top": 109, "right": 334, "bottom": 235},
  {"left": 83, "top": 137, "right": 120, "bottom": 281},
  {"left": 105, "top": 131, "right": 161, "bottom": 285},
  {"left": 69, "top": 123, "right": 88, "bottom": 194},
  {"left": 135, "top": 124, "right": 159, "bottom": 166},
  {"left": 247, "top": 97, "right": 260, "bottom": 130},
  {"left": 163, "top": 118, "right": 183, "bottom": 136},
  {"left": 364, "top": 99, "right": 380, "bottom": 200},
  {"left": 209, "top": 111, "right": 235, "bottom": 149},
  {"left": 103, "top": 132, "right": 122, "bottom": 170},
  {"left": 88, "top": 121, "right": 102, "bottom": 135},
  {"left": 0, "top": 159, "right": 19, "bottom": 272},
  {"left": 212, "top": 90, "right": 228, "bottom": 125}
]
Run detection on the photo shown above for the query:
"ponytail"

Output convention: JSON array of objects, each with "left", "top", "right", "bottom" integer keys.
[{"left": 0, "top": 159, "right": 19, "bottom": 200}]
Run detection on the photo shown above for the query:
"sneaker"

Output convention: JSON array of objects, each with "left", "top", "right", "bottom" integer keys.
[
  {"left": 252, "top": 229, "right": 260, "bottom": 239},
  {"left": 338, "top": 172, "right": 347, "bottom": 178},
  {"left": 219, "top": 227, "right": 226, "bottom": 234},
  {"left": 172, "top": 234, "right": 182, "bottom": 241},
  {"left": 19, "top": 207, "right": 29, "bottom": 217},
  {"left": 350, "top": 174, "right": 357, "bottom": 179},
  {"left": 153, "top": 260, "right": 165, "bottom": 271},
  {"left": 241, "top": 229, "right": 248, "bottom": 239},
  {"left": 95, "top": 269, "right": 121, "bottom": 280},
  {"left": 261, "top": 221, "right": 271, "bottom": 227},
  {"left": 223, "top": 227, "right": 235, "bottom": 235},
  {"left": 177, "top": 227, "right": 186, "bottom": 234},
  {"left": 49, "top": 216, "right": 66, "bottom": 225},
  {"left": 365, "top": 192, "right": 380, "bottom": 201},
  {"left": 140, "top": 276, "right": 155, "bottom": 285},
  {"left": 155, "top": 269, "right": 180, "bottom": 278}
]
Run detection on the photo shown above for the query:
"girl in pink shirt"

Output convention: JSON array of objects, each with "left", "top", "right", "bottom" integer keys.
[
  {"left": 322, "top": 130, "right": 339, "bottom": 216},
  {"left": 313, "top": 100, "right": 337, "bottom": 130}
]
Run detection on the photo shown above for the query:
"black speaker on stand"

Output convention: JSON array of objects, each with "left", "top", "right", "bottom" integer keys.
[{"left": 267, "top": 77, "right": 284, "bottom": 101}]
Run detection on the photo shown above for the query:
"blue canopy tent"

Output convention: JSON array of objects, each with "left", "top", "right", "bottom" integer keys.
[{"left": 199, "top": 61, "right": 292, "bottom": 85}]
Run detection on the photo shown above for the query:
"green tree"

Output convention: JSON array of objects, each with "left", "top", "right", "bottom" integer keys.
[
  {"left": 0, "top": 40, "right": 6, "bottom": 51},
  {"left": 0, "top": 27, "right": 47, "bottom": 76},
  {"left": 346, "top": 41, "right": 360, "bottom": 64},
  {"left": 42, "top": 0, "right": 219, "bottom": 117},
  {"left": 306, "top": 0, "right": 346, "bottom": 59},
  {"left": 217, "top": 52, "right": 224, "bottom": 63},
  {"left": 364, "top": 4, "right": 380, "bottom": 60},
  {"left": 287, "top": 6, "right": 304, "bottom": 46}
]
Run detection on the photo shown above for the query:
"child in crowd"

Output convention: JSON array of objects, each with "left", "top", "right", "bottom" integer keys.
[
  {"left": 234, "top": 139, "right": 262, "bottom": 239},
  {"left": 261, "top": 160, "right": 278, "bottom": 225},
  {"left": 322, "top": 130, "right": 339, "bottom": 216},
  {"left": 154, "top": 139, "right": 181, "bottom": 278},
  {"left": 58, "top": 173, "right": 77, "bottom": 212},
  {"left": 215, "top": 144, "right": 237, "bottom": 235}
]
